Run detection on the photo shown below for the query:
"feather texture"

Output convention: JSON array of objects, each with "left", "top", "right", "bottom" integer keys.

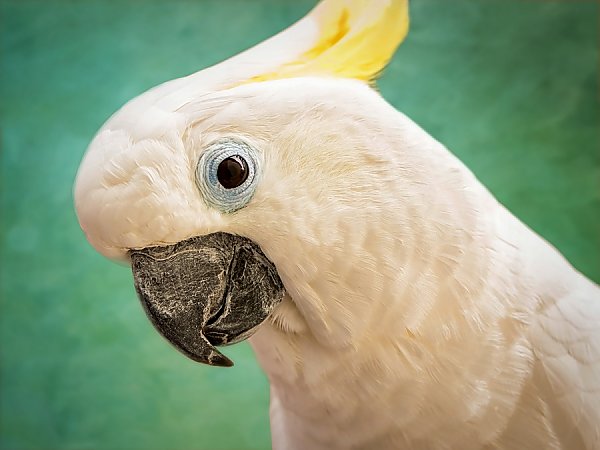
[
  {"left": 74, "top": 1, "right": 600, "bottom": 448},
  {"left": 245, "top": 0, "right": 409, "bottom": 85}
]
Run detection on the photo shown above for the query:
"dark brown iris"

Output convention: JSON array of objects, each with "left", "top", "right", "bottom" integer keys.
[{"left": 217, "top": 155, "right": 248, "bottom": 189}]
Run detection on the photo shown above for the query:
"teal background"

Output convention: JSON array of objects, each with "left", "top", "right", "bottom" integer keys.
[{"left": 1, "top": 0, "right": 598, "bottom": 449}]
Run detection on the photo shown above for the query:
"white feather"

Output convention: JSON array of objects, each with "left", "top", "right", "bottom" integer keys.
[{"left": 75, "top": 72, "right": 599, "bottom": 449}]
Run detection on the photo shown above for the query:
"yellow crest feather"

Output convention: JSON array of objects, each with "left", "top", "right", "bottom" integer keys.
[{"left": 245, "top": 0, "right": 409, "bottom": 85}]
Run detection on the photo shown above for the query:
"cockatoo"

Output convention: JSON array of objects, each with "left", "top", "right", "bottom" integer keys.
[{"left": 74, "top": 0, "right": 600, "bottom": 448}]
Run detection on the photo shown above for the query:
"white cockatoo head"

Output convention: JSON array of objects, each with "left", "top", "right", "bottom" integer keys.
[{"left": 76, "top": 0, "right": 477, "bottom": 366}]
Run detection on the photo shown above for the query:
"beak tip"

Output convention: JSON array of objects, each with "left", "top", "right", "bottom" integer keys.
[
  {"left": 180, "top": 341, "right": 234, "bottom": 367},
  {"left": 204, "top": 350, "right": 234, "bottom": 368},
  {"left": 215, "top": 357, "right": 234, "bottom": 368}
]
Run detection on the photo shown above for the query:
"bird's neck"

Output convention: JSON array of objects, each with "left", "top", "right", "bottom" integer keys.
[
  {"left": 244, "top": 130, "right": 564, "bottom": 447},
  {"left": 250, "top": 301, "right": 529, "bottom": 449},
  {"left": 248, "top": 203, "right": 549, "bottom": 449}
]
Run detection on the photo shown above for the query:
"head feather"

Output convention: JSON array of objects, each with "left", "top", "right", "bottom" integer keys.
[{"left": 233, "top": 0, "right": 409, "bottom": 86}]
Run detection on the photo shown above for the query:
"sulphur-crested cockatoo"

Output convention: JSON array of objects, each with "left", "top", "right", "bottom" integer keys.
[{"left": 74, "top": 0, "right": 600, "bottom": 448}]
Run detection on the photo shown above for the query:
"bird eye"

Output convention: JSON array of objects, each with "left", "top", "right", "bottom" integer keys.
[
  {"left": 195, "top": 138, "right": 259, "bottom": 213},
  {"left": 217, "top": 155, "right": 249, "bottom": 189}
]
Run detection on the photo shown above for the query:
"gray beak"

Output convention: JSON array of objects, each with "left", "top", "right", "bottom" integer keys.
[{"left": 130, "top": 232, "right": 285, "bottom": 367}]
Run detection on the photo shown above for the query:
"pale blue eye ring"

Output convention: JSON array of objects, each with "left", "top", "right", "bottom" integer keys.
[{"left": 195, "top": 138, "right": 259, "bottom": 213}]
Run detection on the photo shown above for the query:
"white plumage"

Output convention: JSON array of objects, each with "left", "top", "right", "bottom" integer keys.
[{"left": 74, "top": 1, "right": 599, "bottom": 448}]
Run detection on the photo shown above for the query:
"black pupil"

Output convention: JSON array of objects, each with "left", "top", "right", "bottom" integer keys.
[{"left": 217, "top": 155, "right": 248, "bottom": 189}]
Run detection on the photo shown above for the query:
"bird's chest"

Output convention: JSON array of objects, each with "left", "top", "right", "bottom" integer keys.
[
  {"left": 250, "top": 318, "right": 541, "bottom": 450},
  {"left": 251, "top": 324, "right": 459, "bottom": 449}
]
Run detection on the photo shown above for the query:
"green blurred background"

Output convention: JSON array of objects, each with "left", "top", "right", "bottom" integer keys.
[{"left": 1, "top": 0, "right": 598, "bottom": 449}]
